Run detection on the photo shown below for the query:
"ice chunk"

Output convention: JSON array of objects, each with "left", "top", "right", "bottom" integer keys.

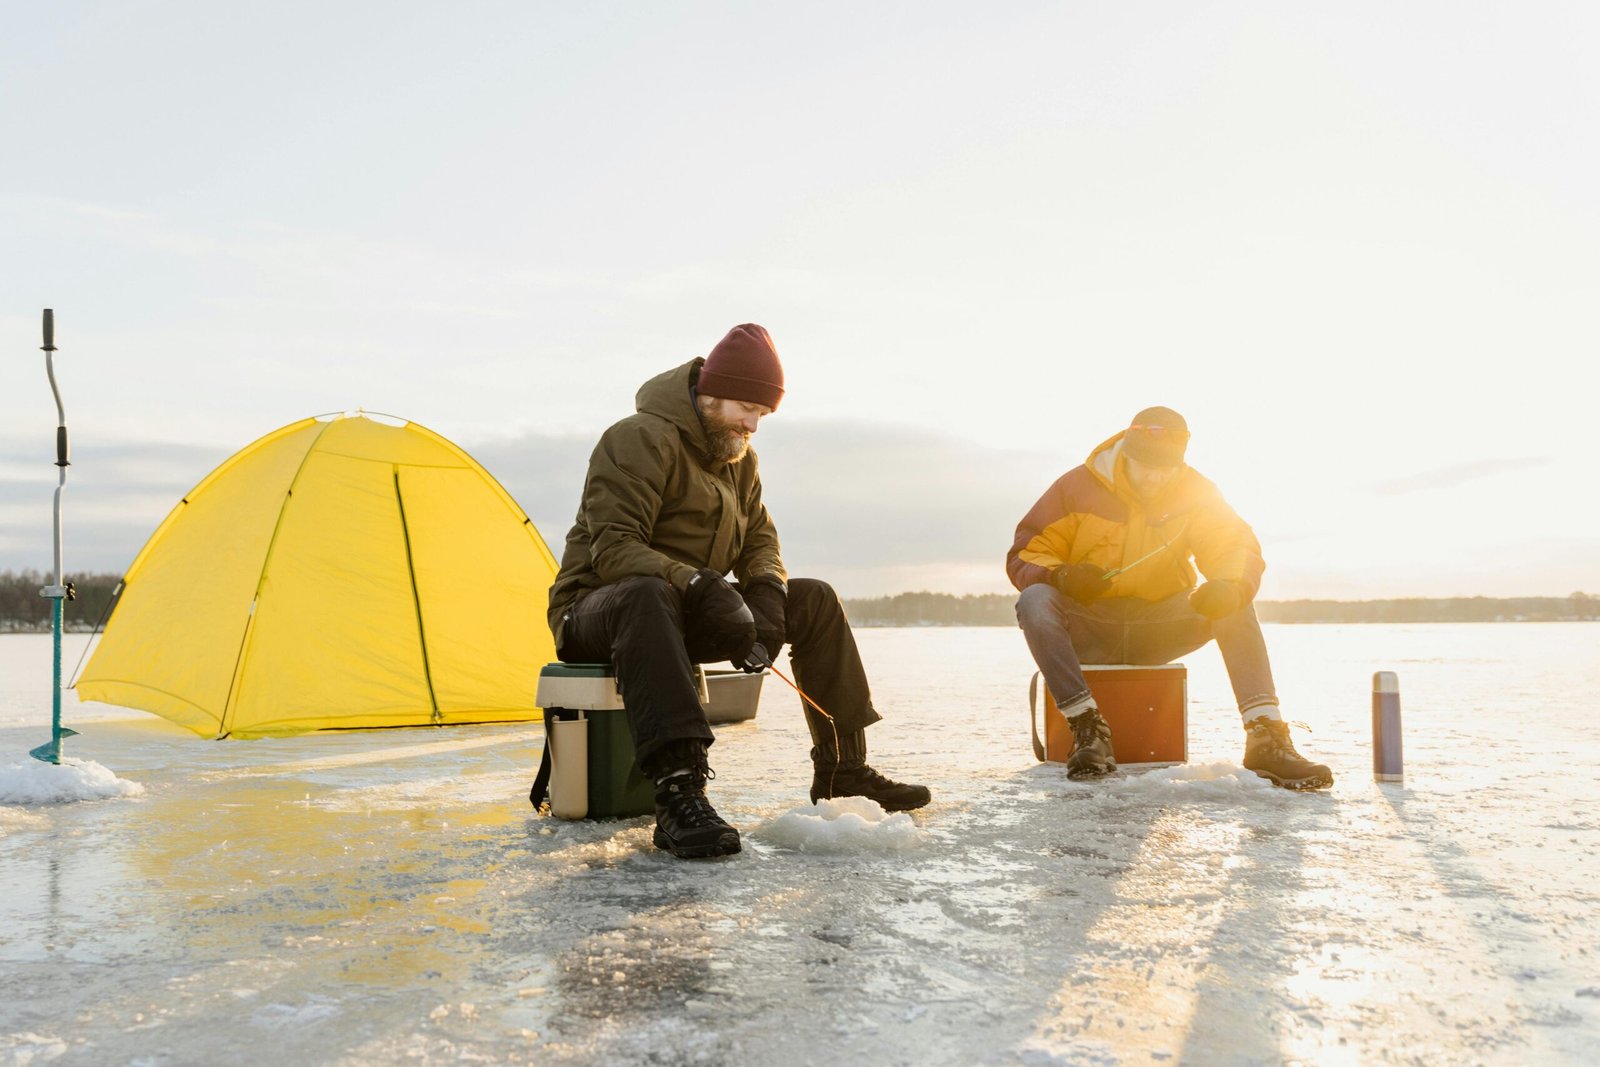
[
  {"left": 2, "top": 1032, "right": 68, "bottom": 1065},
  {"left": 1109, "top": 761, "right": 1285, "bottom": 800},
  {"left": 0, "top": 757, "right": 144, "bottom": 805},
  {"left": 755, "top": 796, "right": 925, "bottom": 853}
]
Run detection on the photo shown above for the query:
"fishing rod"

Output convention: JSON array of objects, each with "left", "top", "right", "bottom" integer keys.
[
  {"left": 31, "top": 308, "right": 79, "bottom": 765},
  {"left": 1099, "top": 520, "right": 1189, "bottom": 580}
]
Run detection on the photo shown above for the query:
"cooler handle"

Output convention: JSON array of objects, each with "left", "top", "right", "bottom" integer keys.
[
  {"left": 529, "top": 708, "right": 580, "bottom": 811},
  {"left": 1029, "top": 671, "right": 1047, "bottom": 762},
  {"left": 529, "top": 720, "right": 555, "bottom": 810}
]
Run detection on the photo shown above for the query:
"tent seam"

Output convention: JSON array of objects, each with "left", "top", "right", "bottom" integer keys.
[
  {"left": 402, "top": 420, "right": 561, "bottom": 569},
  {"left": 393, "top": 465, "right": 442, "bottom": 724},
  {"left": 218, "top": 419, "right": 336, "bottom": 738}
]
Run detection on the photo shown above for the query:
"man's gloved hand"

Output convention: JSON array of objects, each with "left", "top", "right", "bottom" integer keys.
[
  {"left": 1189, "top": 579, "right": 1245, "bottom": 620},
  {"left": 741, "top": 576, "right": 787, "bottom": 663},
  {"left": 685, "top": 568, "right": 756, "bottom": 661},
  {"left": 1049, "top": 562, "right": 1113, "bottom": 605},
  {"left": 733, "top": 642, "right": 772, "bottom": 674}
]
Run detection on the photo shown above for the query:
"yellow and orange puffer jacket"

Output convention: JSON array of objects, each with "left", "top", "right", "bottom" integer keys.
[{"left": 1006, "top": 431, "right": 1265, "bottom": 602}]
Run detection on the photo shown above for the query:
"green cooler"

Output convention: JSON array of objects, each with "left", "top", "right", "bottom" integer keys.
[{"left": 535, "top": 663, "right": 709, "bottom": 819}]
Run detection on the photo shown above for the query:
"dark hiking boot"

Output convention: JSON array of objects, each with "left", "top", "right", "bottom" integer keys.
[
  {"left": 810, "top": 729, "right": 932, "bottom": 812},
  {"left": 1243, "top": 718, "right": 1333, "bottom": 791},
  {"left": 811, "top": 761, "right": 933, "bottom": 812},
  {"left": 647, "top": 743, "right": 741, "bottom": 859},
  {"left": 1065, "top": 707, "right": 1116, "bottom": 779}
]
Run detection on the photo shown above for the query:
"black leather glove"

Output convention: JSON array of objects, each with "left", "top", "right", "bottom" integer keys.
[
  {"left": 1049, "top": 562, "right": 1113, "bottom": 605},
  {"left": 741, "top": 576, "right": 787, "bottom": 663},
  {"left": 1189, "top": 579, "right": 1245, "bottom": 620},
  {"left": 733, "top": 642, "right": 772, "bottom": 674},
  {"left": 685, "top": 567, "right": 756, "bottom": 662}
]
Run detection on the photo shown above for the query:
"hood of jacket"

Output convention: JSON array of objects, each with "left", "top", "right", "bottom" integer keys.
[
  {"left": 1005, "top": 428, "right": 1264, "bottom": 602},
  {"left": 635, "top": 358, "right": 718, "bottom": 466},
  {"left": 1086, "top": 430, "right": 1186, "bottom": 507},
  {"left": 545, "top": 357, "right": 786, "bottom": 643}
]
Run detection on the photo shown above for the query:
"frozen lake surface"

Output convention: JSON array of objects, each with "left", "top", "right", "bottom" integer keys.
[{"left": 2, "top": 623, "right": 1598, "bottom": 1065}]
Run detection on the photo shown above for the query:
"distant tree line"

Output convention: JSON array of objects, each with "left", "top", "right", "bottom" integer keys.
[
  {"left": 843, "top": 591, "right": 1600, "bottom": 626},
  {"left": 0, "top": 570, "right": 122, "bottom": 632},
  {"left": 1255, "top": 594, "right": 1600, "bottom": 624},
  {"left": 4, "top": 573, "right": 1596, "bottom": 631},
  {"left": 841, "top": 591, "right": 1020, "bottom": 627}
]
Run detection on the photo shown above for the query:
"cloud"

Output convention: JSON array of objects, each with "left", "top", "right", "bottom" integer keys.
[
  {"left": 62, "top": 200, "right": 158, "bottom": 225},
  {"left": 468, "top": 418, "right": 1062, "bottom": 596},
  {"left": 753, "top": 419, "right": 1058, "bottom": 580},
  {"left": 1373, "top": 457, "right": 1548, "bottom": 495},
  {"left": 5, "top": 418, "right": 1060, "bottom": 589},
  {"left": 0, "top": 438, "right": 231, "bottom": 574},
  {"left": 17, "top": 195, "right": 609, "bottom": 322},
  {"left": 6, "top": 422, "right": 1592, "bottom": 599},
  {"left": 459, "top": 431, "right": 597, "bottom": 546},
  {"left": 1272, "top": 534, "right": 1600, "bottom": 599}
]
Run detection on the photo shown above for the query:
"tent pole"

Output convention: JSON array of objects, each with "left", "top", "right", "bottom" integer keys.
[{"left": 32, "top": 309, "right": 80, "bottom": 764}]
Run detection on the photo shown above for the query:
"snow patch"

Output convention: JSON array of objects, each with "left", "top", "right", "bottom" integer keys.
[
  {"left": 1, "top": 1032, "right": 68, "bottom": 1064},
  {"left": 0, "top": 757, "right": 144, "bottom": 805},
  {"left": 1109, "top": 761, "right": 1285, "bottom": 800},
  {"left": 756, "top": 796, "right": 925, "bottom": 853}
]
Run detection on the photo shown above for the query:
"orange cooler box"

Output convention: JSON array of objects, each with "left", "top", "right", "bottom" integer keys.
[{"left": 1033, "top": 663, "right": 1187, "bottom": 766}]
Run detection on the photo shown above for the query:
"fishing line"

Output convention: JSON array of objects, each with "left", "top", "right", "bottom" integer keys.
[{"left": 766, "top": 663, "right": 841, "bottom": 800}]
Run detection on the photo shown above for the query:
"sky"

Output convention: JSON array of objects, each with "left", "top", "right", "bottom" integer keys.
[{"left": 2, "top": 2, "right": 1597, "bottom": 600}]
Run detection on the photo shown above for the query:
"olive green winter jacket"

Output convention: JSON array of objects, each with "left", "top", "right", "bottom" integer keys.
[{"left": 547, "top": 358, "right": 786, "bottom": 647}]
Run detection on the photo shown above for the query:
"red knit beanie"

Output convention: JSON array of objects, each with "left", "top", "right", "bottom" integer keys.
[{"left": 698, "top": 324, "right": 784, "bottom": 411}]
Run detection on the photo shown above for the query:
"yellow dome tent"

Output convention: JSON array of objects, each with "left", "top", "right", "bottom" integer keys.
[{"left": 77, "top": 413, "right": 558, "bottom": 738}]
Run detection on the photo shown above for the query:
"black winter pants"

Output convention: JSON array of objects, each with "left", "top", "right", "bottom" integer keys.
[{"left": 556, "top": 576, "right": 883, "bottom": 768}]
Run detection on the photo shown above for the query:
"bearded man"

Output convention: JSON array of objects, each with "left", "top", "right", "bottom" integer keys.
[{"left": 548, "top": 324, "right": 931, "bottom": 859}]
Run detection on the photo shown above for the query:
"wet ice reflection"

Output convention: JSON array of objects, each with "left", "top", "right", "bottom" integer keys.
[{"left": 2, "top": 626, "right": 1598, "bottom": 1064}]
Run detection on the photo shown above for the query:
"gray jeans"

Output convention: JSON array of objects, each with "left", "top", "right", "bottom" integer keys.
[{"left": 1015, "top": 584, "right": 1278, "bottom": 716}]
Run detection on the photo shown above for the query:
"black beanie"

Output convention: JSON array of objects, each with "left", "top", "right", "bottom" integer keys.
[{"left": 1122, "top": 406, "right": 1190, "bottom": 467}]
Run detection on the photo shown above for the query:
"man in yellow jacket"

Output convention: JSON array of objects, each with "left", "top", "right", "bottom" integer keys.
[{"left": 1007, "top": 407, "right": 1332, "bottom": 789}]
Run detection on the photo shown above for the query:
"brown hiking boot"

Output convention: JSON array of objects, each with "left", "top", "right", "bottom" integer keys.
[
  {"left": 1065, "top": 707, "right": 1117, "bottom": 779},
  {"left": 1243, "top": 718, "right": 1333, "bottom": 791}
]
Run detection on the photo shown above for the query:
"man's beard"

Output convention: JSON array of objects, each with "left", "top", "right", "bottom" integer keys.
[{"left": 700, "top": 411, "right": 752, "bottom": 463}]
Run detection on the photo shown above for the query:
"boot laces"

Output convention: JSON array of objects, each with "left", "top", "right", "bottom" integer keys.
[
  {"left": 1070, "top": 710, "right": 1110, "bottom": 750},
  {"left": 666, "top": 787, "right": 724, "bottom": 829},
  {"left": 660, "top": 757, "right": 724, "bottom": 829},
  {"left": 1250, "top": 718, "right": 1299, "bottom": 758},
  {"left": 852, "top": 764, "right": 906, "bottom": 792}
]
